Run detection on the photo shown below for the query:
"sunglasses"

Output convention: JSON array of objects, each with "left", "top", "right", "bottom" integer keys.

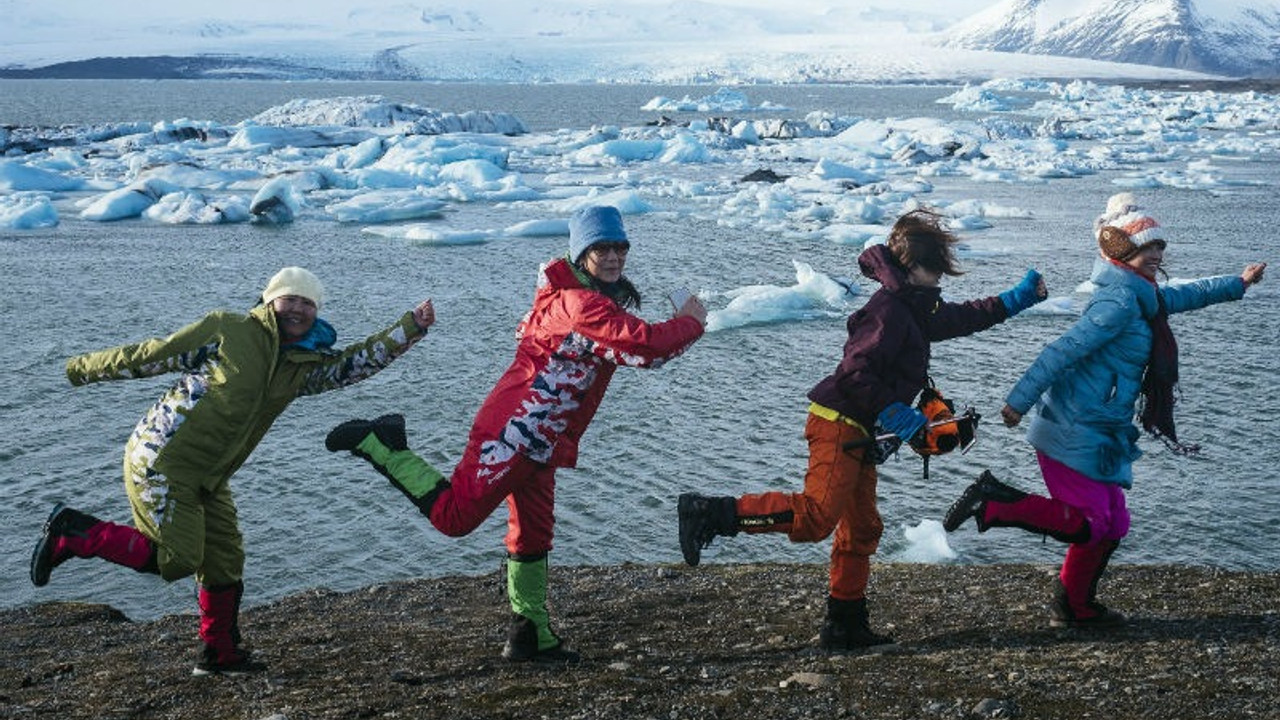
[{"left": 589, "top": 242, "right": 630, "bottom": 257}]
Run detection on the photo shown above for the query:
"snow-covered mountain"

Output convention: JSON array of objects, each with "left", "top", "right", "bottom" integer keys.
[
  {"left": 943, "top": 0, "right": 1280, "bottom": 78},
  {"left": 0, "top": 0, "right": 1266, "bottom": 82}
]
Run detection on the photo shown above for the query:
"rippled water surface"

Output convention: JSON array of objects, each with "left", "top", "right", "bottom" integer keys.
[{"left": 2, "top": 81, "right": 1277, "bottom": 619}]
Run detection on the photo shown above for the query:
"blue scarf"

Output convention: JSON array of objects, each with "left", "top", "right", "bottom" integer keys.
[{"left": 282, "top": 317, "right": 337, "bottom": 351}]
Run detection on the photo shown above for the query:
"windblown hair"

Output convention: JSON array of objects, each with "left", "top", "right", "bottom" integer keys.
[{"left": 886, "top": 209, "right": 964, "bottom": 277}]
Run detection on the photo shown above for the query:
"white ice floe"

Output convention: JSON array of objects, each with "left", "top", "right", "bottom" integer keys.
[
  {"left": 145, "top": 191, "right": 251, "bottom": 224},
  {"left": 705, "top": 260, "right": 860, "bottom": 332},
  {"left": 248, "top": 96, "right": 527, "bottom": 136},
  {"left": 0, "top": 159, "right": 87, "bottom": 192},
  {"left": 2, "top": 85, "right": 1279, "bottom": 241},
  {"left": 250, "top": 176, "right": 305, "bottom": 224},
  {"left": 326, "top": 190, "right": 446, "bottom": 224},
  {"left": 0, "top": 193, "right": 57, "bottom": 229},
  {"left": 79, "top": 178, "right": 183, "bottom": 221},
  {"left": 642, "top": 87, "right": 790, "bottom": 114},
  {"left": 362, "top": 225, "right": 492, "bottom": 246},
  {"left": 898, "top": 520, "right": 959, "bottom": 563}
]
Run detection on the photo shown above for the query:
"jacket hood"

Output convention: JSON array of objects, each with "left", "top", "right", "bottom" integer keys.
[
  {"left": 858, "top": 243, "right": 910, "bottom": 293},
  {"left": 1090, "top": 257, "right": 1159, "bottom": 319}
]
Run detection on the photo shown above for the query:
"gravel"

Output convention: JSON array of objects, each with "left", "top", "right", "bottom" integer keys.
[{"left": 4, "top": 562, "right": 1278, "bottom": 720}]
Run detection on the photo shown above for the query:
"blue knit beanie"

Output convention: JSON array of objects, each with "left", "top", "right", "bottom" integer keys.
[{"left": 568, "top": 205, "right": 629, "bottom": 263}]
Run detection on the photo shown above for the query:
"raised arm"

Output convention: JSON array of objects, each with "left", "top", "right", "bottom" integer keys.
[
  {"left": 66, "top": 313, "right": 225, "bottom": 386},
  {"left": 298, "top": 300, "right": 434, "bottom": 396}
]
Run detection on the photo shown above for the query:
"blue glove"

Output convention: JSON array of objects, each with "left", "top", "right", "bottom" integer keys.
[
  {"left": 999, "top": 269, "right": 1045, "bottom": 317},
  {"left": 877, "top": 402, "right": 927, "bottom": 442}
]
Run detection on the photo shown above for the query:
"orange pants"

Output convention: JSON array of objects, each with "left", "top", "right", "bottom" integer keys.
[{"left": 736, "top": 413, "right": 881, "bottom": 601}]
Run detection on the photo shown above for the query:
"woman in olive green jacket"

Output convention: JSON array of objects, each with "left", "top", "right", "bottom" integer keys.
[{"left": 30, "top": 267, "right": 435, "bottom": 676}]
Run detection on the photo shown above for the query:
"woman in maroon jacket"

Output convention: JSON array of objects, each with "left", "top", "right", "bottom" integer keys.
[
  {"left": 678, "top": 209, "right": 1045, "bottom": 650},
  {"left": 328, "top": 205, "right": 706, "bottom": 664}
]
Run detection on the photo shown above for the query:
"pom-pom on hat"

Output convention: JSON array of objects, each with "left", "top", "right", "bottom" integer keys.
[
  {"left": 1094, "top": 192, "right": 1167, "bottom": 262},
  {"left": 568, "top": 205, "right": 629, "bottom": 263},
  {"left": 262, "top": 266, "right": 324, "bottom": 309}
]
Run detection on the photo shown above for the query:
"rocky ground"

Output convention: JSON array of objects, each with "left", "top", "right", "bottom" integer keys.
[{"left": 3, "top": 562, "right": 1278, "bottom": 720}]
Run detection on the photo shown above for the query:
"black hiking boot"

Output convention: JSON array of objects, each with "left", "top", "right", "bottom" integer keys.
[
  {"left": 942, "top": 470, "right": 1027, "bottom": 532},
  {"left": 192, "top": 645, "right": 268, "bottom": 677},
  {"left": 677, "top": 493, "right": 738, "bottom": 566},
  {"left": 1050, "top": 581, "right": 1127, "bottom": 629},
  {"left": 818, "top": 597, "right": 896, "bottom": 650},
  {"left": 501, "top": 614, "right": 582, "bottom": 666},
  {"left": 325, "top": 413, "right": 408, "bottom": 453},
  {"left": 30, "top": 503, "right": 100, "bottom": 587}
]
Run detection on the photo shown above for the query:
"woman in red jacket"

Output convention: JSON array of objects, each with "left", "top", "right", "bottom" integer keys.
[
  {"left": 328, "top": 205, "right": 706, "bottom": 664},
  {"left": 677, "top": 209, "right": 1046, "bottom": 651}
]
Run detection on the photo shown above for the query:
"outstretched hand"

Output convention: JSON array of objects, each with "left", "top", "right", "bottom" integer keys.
[
  {"left": 676, "top": 295, "right": 708, "bottom": 327},
  {"left": 412, "top": 299, "right": 436, "bottom": 330},
  {"left": 1000, "top": 404, "right": 1022, "bottom": 427},
  {"left": 999, "top": 269, "right": 1047, "bottom": 317},
  {"left": 1242, "top": 262, "right": 1267, "bottom": 287}
]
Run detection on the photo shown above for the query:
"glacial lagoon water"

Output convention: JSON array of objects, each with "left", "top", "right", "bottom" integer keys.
[{"left": 1, "top": 79, "right": 1277, "bottom": 619}]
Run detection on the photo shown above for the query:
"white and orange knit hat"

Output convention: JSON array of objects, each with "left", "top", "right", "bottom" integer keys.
[{"left": 1094, "top": 192, "right": 1167, "bottom": 261}]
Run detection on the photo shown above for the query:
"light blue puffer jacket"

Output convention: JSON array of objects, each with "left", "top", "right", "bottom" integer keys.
[{"left": 1006, "top": 258, "right": 1244, "bottom": 487}]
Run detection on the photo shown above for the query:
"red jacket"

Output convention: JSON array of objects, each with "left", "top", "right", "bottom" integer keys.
[{"left": 467, "top": 258, "right": 704, "bottom": 467}]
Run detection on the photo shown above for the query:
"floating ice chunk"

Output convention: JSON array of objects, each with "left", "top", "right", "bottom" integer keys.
[
  {"left": 936, "top": 84, "right": 1029, "bottom": 113},
  {"left": 0, "top": 160, "right": 85, "bottom": 192},
  {"left": 559, "top": 190, "right": 654, "bottom": 216},
  {"left": 705, "top": 260, "right": 859, "bottom": 332},
  {"left": 324, "top": 137, "right": 385, "bottom": 170},
  {"left": 326, "top": 190, "right": 446, "bottom": 223},
  {"left": 80, "top": 178, "right": 182, "bottom": 221},
  {"left": 731, "top": 121, "right": 759, "bottom": 143},
  {"left": 571, "top": 139, "right": 666, "bottom": 165},
  {"left": 505, "top": 219, "right": 569, "bottom": 237},
  {"left": 898, "top": 520, "right": 957, "bottom": 563},
  {"left": 641, "top": 87, "right": 786, "bottom": 114},
  {"left": 229, "top": 125, "right": 377, "bottom": 150},
  {"left": 250, "top": 176, "right": 305, "bottom": 224},
  {"left": 137, "top": 163, "right": 260, "bottom": 190},
  {"left": 942, "top": 199, "right": 1032, "bottom": 219},
  {"left": 812, "top": 158, "right": 882, "bottom": 185},
  {"left": 362, "top": 225, "right": 491, "bottom": 246},
  {"left": 248, "top": 96, "right": 527, "bottom": 135},
  {"left": 438, "top": 158, "right": 508, "bottom": 184},
  {"left": 658, "top": 133, "right": 712, "bottom": 163},
  {"left": 144, "top": 191, "right": 250, "bottom": 224},
  {"left": 948, "top": 215, "right": 992, "bottom": 231},
  {"left": 0, "top": 193, "right": 58, "bottom": 229}
]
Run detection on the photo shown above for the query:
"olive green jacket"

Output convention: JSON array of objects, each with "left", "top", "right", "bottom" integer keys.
[{"left": 67, "top": 304, "right": 426, "bottom": 490}]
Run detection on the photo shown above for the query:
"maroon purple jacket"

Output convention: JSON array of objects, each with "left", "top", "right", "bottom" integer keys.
[{"left": 807, "top": 244, "right": 1009, "bottom": 429}]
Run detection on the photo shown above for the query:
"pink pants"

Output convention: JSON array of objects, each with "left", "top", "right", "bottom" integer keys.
[{"left": 1037, "top": 451, "right": 1130, "bottom": 544}]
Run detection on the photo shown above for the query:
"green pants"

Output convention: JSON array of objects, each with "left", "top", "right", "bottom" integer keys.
[{"left": 125, "top": 450, "right": 244, "bottom": 586}]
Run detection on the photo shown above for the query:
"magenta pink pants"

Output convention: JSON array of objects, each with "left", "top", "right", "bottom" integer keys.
[{"left": 1037, "top": 451, "right": 1130, "bottom": 544}]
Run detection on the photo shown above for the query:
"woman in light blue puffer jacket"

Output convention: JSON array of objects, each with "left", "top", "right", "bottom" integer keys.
[{"left": 943, "top": 193, "right": 1266, "bottom": 628}]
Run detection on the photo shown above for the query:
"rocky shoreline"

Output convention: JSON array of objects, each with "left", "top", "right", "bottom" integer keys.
[{"left": 4, "top": 562, "right": 1278, "bottom": 720}]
